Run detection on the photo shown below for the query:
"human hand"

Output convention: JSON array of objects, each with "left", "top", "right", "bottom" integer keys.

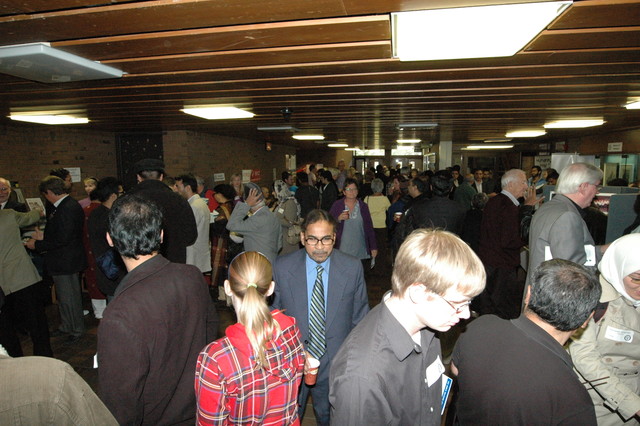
[
  {"left": 245, "top": 188, "right": 261, "bottom": 207},
  {"left": 524, "top": 186, "right": 544, "bottom": 206},
  {"left": 371, "top": 249, "right": 378, "bottom": 258},
  {"left": 339, "top": 209, "right": 350, "bottom": 221},
  {"left": 32, "top": 228, "right": 44, "bottom": 240},
  {"left": 25, "top": 238, "right": 36, "bottom": 250}
]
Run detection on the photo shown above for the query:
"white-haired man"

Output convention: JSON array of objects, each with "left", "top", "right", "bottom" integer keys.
[
  {"left": 527, "top": 162, "right": 607, "bottom": 286},
  {"left": 476, "top": 169, "right": 541, "bottom": 318}
]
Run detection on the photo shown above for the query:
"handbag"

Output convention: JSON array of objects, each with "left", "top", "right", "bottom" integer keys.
[
  {"left": 286, "top": 223, "right": 302, "bottom": 245},
  {"left": 95, "top": 248, "right": 125, "bottom": 281}
]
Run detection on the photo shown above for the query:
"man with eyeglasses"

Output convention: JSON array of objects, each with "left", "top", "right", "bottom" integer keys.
[
  {"left": 330, "top": 229, "right": 486, "bottom": 425},
  {"left": 451, "top": 259, "right": 600, "bottom": 425},
  {"left": 272, "top": 209, "right": 369, "bottom": 426},
  {"left": 527, "top": 162, "right": 608, "bottom": 290}
]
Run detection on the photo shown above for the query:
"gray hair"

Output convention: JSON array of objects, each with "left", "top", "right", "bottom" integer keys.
[
  {"left": 471, "top": 192, "right": 489, "bottom": 210},
  {"left": 371, "top": 178, "right": 384, "bottom": 194},
  {"left": 556, "top": 163, "right": 603, "bottom": 195},
  {"left": 501, "top": 169, "right": 525, "bottom": 188}
]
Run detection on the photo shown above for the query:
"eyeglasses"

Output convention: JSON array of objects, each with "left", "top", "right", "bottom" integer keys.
[
  {"left": 304, "top": 235, "right": 335, "bottom": 246},
  {"left": 344, "top": 187, "right": 358, "bottom": 192},
  {"left": 435, "top": 293, "right": 471, "bottom": 314}
]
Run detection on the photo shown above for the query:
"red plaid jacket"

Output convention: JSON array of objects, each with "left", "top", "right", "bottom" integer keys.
[{"left": 195, "top": 311, "right": 305, "bottom": 425}]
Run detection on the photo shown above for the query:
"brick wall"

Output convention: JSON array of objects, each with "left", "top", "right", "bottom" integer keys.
[
  {"left": 163, "top": 130, "right": 295, "bottom": 188},
  {"left": 0, "top": 122, "right": 116, "bottom": 200}
]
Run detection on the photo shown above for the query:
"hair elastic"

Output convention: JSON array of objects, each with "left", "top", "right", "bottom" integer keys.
[{"left": 246, "top": 282, "right": 258, "bottom": 288}]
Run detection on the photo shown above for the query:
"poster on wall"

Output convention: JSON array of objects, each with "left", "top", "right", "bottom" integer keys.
[
  {"left": 534, "top": 155, "right": 551, "bottom": 171},
  {"left": 66, "top": 167, "right": 81, "bottom": 183},
  {"left": 242, "top": 169, "right": 252, "bottom": 183},
  {"left": 250, "top": 169, "right": 261, "bottom": 182},
  {"left": 213, "top": 173, "right": 225, "bottom": 182}
]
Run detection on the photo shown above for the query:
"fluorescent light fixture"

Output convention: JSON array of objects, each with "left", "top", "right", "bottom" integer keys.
[
  {"left": 392, "top": 1, "right": 571, "bottom": 61},
  {"left": 181, "top": 106, "right": 254, "bottom": 120},
  {"left": 505, "top": 130, "right": 546, "bottom": 138},
  {"left": 344, "top": 147, "right": 358, "bottom": 151},
  {"left": 292, "top": 134, "right": 325, "bottom": 141},
  {"left": 257, "top": 125, "right": 300, "bottom": 132},
  {"left": 484, "top": 138, "right": 512, "bottom": 143},
  {"left": 624, "top": 100, "right": 640, "bottom": 110},
  {"left": 9, "top": 114, "right": 88, "bottom": 125},
  {"left": 328, "top": 143, "right": 349, "bottom": 148},
  {"left": 544, "top": 119, "right": 604, "bottom": 129},
  {"left": 396, "top": 139, "right": 421, "bottom": 144},
  {"left": 463, "top": 144, "right": 514, "bottom": 150},
  {"left": 396, "top": 122, "right": 438, "bottom": 129},
  {"left": 0, "top": 42, "right": 124, "bottom": 83}
]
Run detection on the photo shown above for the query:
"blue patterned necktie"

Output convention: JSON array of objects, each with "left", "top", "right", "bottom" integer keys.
[{"left": 308, "top": 265, "right": 326, "bottom": 359}]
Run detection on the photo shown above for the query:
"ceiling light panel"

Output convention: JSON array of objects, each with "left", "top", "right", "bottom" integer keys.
[
  {"left": 292, "top": 134, "right": 325, "bottom": 141},
  {"left": 9, "top": 114, "right": 89, "bottom": 125},
  {"left": 181, "top": 106, "right": 254, "bottom": 120},
  {"left": 0, "top": 42, "right": 124, "bottom": 83},
  {"left": 544, "top": 119, "right": 604, "bottom": 129},
  {"left": 392, "top": 1, "right": 571, "bottom": 61},
  {"left": 505, "top": 130, "right": 546, "bottom": 138}
]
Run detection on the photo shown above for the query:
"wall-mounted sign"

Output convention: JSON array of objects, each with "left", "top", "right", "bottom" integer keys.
[
  {"left": 250, "top": 169, "right": 261, "bottom": 182},
  {"left": 607, "top": 142, "right": 623, "bottom": 152},
  {"left": 213, "top": 173, "right": 225, "bottom": 182}
]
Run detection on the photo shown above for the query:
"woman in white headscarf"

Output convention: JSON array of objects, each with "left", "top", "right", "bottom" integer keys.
[
  {"left": 569, "top": 233, "right": 640, "bottom": 425},
  {"left": 273, "top": 180, "right": 301, "bottom": 256}
]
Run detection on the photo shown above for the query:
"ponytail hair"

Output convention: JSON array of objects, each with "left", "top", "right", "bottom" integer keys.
[{"left": 228, "top": 251, "right": 279, "bottom": 368}]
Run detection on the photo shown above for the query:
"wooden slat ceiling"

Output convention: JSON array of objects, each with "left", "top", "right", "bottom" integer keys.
[{"left": 0, "top": 0, "right": 639, "bottom": 151}]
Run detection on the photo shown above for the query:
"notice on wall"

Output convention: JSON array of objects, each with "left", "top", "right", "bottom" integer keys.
[
  {"left": 250, "top": 169, "right": 261, "bottom": 182},
  {"left": 607, "top": 142, "right": 623, "bottom": 152},
  {"left": 67, "top": 167, "right": 81, "bottom": 183},
  {"left": 213, "top": 173, "right": 225, "bottom": 182},
  {"left": 242, "top": 169, "right": 252, "bottom": 183}
]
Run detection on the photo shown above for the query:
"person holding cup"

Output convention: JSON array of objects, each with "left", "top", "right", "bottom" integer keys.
[{"left": 195, "top": 251, "right": 305, "bottom": 425}]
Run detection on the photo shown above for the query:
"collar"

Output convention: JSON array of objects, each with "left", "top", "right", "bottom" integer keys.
[
  {"left": 0, "top": 201, "right": 6, "bottom": 209},
  {"left": 556, "top": 194, "right": 586, "bottom": 218},
  {"left": 53, "top": 194, "right": 69, "bottom": 207},
  {"left": 501, "top": 190, "right": 520, "bottom": 206},
  {"left": 114, "top": 254, "right": 168, "bottom": 297},
  {"left": 187, "top": 194, "right": 199, "bottom": 203},
  {"left": 381, "top": 298, "right": 434, "bottom": 361},
  {"left": 511, "top": 315, "right": 573, "bottom": 368}
]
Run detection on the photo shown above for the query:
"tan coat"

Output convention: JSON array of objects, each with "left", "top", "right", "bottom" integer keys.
[
  {"left": 0, "top": 209, "right": 41, "bottom": 295},
  {"left": 569, "top": 277, "right": 640, "bottom": 425}
]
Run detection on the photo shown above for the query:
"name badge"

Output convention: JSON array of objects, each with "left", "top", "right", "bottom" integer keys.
[
  {"left": 277, "top": 207, "right": 285, "bottom": 214},
  {"left": 426, "top": 356, "right": 445, "bottom": 387},
  {"left": 604, "top": 326, "right": 634, "bottom": 343}
]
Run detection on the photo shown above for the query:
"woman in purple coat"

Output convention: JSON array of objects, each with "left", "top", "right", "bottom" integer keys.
[{"left": 329, "top": 178, "right": 377, "bottom": 269}]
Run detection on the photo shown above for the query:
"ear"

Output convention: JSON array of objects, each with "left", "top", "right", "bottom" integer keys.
[
  {"left": 136, "top": 174, "right": 143, "bottom": 183},
  {"left": 581, "top": 312, "right": 595, "bottom": 329},
  {"left": 106, "top": 232, "right": 114, "bottom": 247},
  {"left": 224, "top": 280, "right": 233, "bottom": 297},
  {"left": 265, "top": 281, "right": 275, "bottom": 297},
  {"left": 523, "top": 284, "right": 532, "bottom": 307},
  {"left": 160, "top": 229, "right": 164, "bottom": 244},
  {"left": 299, "top": 231, "right": 306, "bottom": 246}
]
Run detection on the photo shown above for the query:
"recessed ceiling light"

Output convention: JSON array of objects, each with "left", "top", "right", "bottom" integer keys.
[
  {"left": 396, "top": 139, "right": 421, "bottom": 144},
  {"left": 9, "top": 114, "right": 89, "bottom": 125},
  {"left": 544, "top": 119, "right": 604, "bottom": 129},
  {"left": 293, "top": 134, "right": 325, "bottom": 141},
  {"left": 181, "top": 106, "right": 254, "bottom": 120},
  {"left": 327, "top": 143, "right": 349, "bottom": 148},
  {"left": 624, "top": 100, "right": 640, "bottom": 110},
  {"left": 392, "top": 1, "right": 571, "bottom": 61},
  {"left": 463, "top": 145, "right": 514, "bottom": 150},
  {"left": 257, "top": 125, "right": 300, "bottom": 132},
  {"left": 396, "top": 123, "right": 438, "bottom": 129},
  {"left": 505, "top": 130, "right": 546, "bottom": 138}
]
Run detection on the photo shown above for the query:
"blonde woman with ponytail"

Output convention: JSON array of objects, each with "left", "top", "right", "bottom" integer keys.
[{"left": 195, "top": 251, "right": 306, "bottom": 425}]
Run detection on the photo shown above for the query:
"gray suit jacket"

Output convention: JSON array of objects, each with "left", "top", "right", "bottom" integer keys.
[
  {"left": 227, "top": 202, "right": 282, "bottom": 267},
  {"left": 527, "top": 194, "right": 601, "bottom": 284},
  {"left": 272, "top": 248, "right": 369, "bottom": 362}
]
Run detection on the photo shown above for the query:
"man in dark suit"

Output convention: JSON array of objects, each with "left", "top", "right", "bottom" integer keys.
[
  {"left": 0, "top": 177, "right": 27, "bottom": 212},
  {"left": 272, "top": 209, "right": 369, "bottom": 426},
  {"left": 26, "top": 176, "right": 87, "bottom": 344},
  {"left": 128, "top": 158, "right": 197, "bottom": 264},
  {"left": 98, "top": 194, "right": 218, "bottom": 425},
  {"left": 476, "top": 169, "right": 541, "bottom": 318}
]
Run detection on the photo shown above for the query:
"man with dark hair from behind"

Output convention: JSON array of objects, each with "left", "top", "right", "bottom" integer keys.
[
  {"left": 451, "top": 259, "right": 601, "bottom": 425},
  {"left": 49, "top": 168, "right": 73, "bottom": 193},
  {"left": 128, "top": 158, "right": 197, "bottom": 264},
  {"left": 98, "top": 194, "right": 218, "bottom": 425}
]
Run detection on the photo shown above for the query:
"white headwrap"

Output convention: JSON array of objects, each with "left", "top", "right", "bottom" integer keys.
[{"left": 598, "top": 233, "right": 640, "bottom": 307}]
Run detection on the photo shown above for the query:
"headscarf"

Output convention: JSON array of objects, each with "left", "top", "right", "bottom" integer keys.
[
  {"left": 273, "top": 180, "right": 301, "bottom": 219},
  {"left": 598, "top": 233, "right": 640, "bottom": 307}
]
